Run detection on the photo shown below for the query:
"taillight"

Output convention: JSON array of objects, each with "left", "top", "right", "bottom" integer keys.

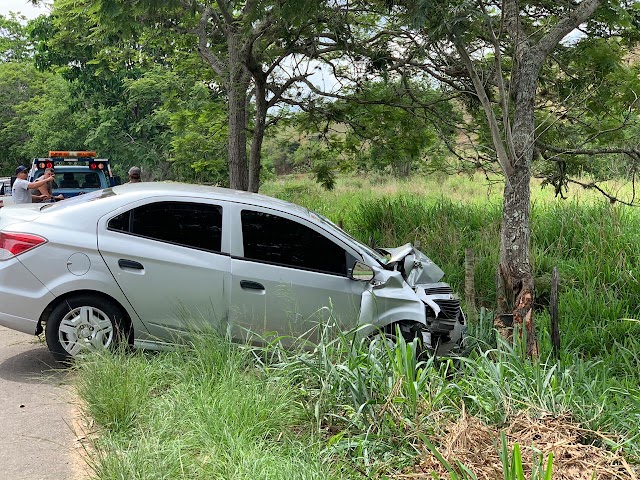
[{"left": 0, "top": 232, "right": 47, "bottom": 260}]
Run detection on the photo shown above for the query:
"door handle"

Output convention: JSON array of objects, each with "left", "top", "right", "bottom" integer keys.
[
  {"left": 240, "top": 280, "right": 265, "bottom": 291},
  {"left": 118, "top": 259, "right": 144, "bottom": 270}
]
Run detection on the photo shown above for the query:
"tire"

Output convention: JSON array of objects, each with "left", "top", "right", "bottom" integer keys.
[
  {"left": 369, "top": 322, "right": 425, "bottom": 357},
  {"left": 45, "top": 295, "right": 127, "bottom": 361}
]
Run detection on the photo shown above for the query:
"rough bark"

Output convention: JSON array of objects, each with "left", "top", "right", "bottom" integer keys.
[
  {"left": 501, "top": 54, "right": 539, "bottom": 357},
  {"left": 248, "top": 73, "right": 268, "bottom": 193},
  {"left": 500, "top": 162, "right": 538, "bottom": 356},
  {"left": 227, "top": 33, "right": 250, "bottom": 191}
]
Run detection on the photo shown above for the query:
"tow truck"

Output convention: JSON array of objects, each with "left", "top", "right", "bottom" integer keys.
[
  {"left": 28, "top": 151, "right": 121, "bottom": 199},
  {"left": 0, "top": 151, "right": 120, "bottom": 209}
]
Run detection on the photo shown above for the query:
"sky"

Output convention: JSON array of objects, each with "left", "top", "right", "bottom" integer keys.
[{"left": 0, "top": 0, "right": 50, "bottom": 20}]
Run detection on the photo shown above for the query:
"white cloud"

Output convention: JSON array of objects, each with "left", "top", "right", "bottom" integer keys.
[{"left": 0, "top": 1, "right": 50, "bottom": 20}]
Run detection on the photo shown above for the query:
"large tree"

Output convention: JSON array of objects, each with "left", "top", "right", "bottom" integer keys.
[
  {"left": 373, "top": 0, "right": 640, "bottom": 355},
  {"left": 45, "top": 0, "right": 342, "bottom": 192}
]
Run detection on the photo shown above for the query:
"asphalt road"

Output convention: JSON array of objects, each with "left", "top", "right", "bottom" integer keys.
[{"left": 0, "top": 326, "right": 87, "bottom": 480}]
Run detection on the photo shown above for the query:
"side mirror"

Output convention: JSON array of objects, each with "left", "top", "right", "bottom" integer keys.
[{"left": 349, "top": 261, "right": 375, "bottom": 282}]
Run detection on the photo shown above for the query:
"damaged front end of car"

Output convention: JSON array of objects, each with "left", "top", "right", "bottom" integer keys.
[{"left": 358, "top": 243, "right": 466, "bottom": 356}]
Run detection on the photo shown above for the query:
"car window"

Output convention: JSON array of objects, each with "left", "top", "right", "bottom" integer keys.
[
  {"left": 241, "top": 210, "right": 347, "bottom": 276},
  {"left": 109, "top": 201, "right": 223, "bottom": 253}
]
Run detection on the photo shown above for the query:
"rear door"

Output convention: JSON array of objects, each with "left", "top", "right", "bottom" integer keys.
[
  {"left": 228, "top": 205, "right": 365, "bottom": 343},
  {"left": 97, "top": 198, "right": 231, "bottom": 341}
]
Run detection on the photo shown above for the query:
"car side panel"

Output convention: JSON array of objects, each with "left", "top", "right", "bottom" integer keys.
[
  {"left": 229, "top": 258, "right": 363, "bottom": 341},
  {"left": 0, "top": 257, "right": 55, "bottom": 334},
  {"left": 13, "top": 229, "right": 148, "bottom": 336}
]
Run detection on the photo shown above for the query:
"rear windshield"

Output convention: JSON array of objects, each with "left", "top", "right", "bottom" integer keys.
[{"left": 41, "top": 188, "right": 117, "bottom": 211}]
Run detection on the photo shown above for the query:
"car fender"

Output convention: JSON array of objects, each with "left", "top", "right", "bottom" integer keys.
[
  {"left": 44, "top": 278, "right": 149, "bottom": 335},
  {"left": 357, "top": 269, "right": 426, "bottom": 337}
]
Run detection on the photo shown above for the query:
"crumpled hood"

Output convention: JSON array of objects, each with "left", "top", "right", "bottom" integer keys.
[{"left": 380, "top": 243, "right": 444, "bottom": 286}]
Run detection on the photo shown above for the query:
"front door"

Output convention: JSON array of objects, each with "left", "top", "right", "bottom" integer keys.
[{"left": 229, "top": 208, "right": 365, "bottom": 344}]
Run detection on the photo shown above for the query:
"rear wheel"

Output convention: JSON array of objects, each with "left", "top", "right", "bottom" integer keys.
[{"left": 45, "top": 295, "right": 127, "bottom": 361}]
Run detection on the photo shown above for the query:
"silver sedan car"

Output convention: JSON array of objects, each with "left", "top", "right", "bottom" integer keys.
[{"left": 0, "top": 182, "right": 465, "bottom": 360}]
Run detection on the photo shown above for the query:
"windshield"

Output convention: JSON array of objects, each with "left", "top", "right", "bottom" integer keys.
[
  {"left": 312, "top": 212, "right": 389, "bottom": 265},
  {"left": 41, "top": 188, "right": 117, "bottom": 211}
]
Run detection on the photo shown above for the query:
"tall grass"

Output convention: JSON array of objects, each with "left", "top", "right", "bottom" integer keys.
[
  {"left": 75, "top": 336, "right": 340, "bottom": 480},
  {"left": 75, "top": 316, "right": 639, "bottom": 478}
]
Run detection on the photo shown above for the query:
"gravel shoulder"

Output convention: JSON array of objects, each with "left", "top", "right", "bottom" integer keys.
[{"left": 0, "top": 326, "right": 87, "bottom": 480}]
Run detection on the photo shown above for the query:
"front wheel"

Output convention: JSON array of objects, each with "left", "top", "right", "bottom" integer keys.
[
  {"left": 369, "top": 322, "right": 425, "bottom": 357},
  {"left": 45, "top": 295, "right": 127, "bottom": 361}
]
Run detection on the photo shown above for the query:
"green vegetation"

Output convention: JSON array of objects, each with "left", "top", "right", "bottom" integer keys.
[
  {"left": 76, "top": 336, "right": 335, "bottom": 480},
  {"left": 75, "top": 175, "right": 640, "bottom": 479}
]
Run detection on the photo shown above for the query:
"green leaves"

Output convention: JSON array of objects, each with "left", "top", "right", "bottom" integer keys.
[
  {"left": 296, "top": 79, "right": 459, "bottom": 179},
  {"left": 0, "top": 13, "right": 31, "bottom": 62}
]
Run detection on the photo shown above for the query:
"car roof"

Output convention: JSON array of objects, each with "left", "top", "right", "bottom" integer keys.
[{"left": 112, "top": 181, "right": 311, "bottom": 216}]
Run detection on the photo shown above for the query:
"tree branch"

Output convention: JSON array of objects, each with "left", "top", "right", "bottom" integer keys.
[
  {"left": 216, "top": 0, "right": 236, "bottom": 27},
  {"left": 195, "top": 6, "right": 227, "bottom": 78},
  {"left": 536, "top": 142, "right": 640, "bottom": 160},
  {"left": 481, "top": 0, "right": 517, "bottom": 168},
  {"left": 565, "top": 177, "right": 637, "bottom": 206},
  {"left": 534, "top": 0, "right": 601, "bottom": 66},
  {"left": 454, "top": 36, "right": 514, "bottom": 178}
]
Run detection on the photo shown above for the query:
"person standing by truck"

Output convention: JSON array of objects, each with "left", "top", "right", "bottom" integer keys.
[
  {"left": 127, "top": 166, "right": 142, "bottom": 183},
  {"left": 12, "top": 166, "right": 54, "bottom": 204}
]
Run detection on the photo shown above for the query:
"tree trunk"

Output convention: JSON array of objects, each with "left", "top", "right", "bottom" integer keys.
[
  {"left": 227, "top": 34, "right": 250, "bottom": 191},
  {"left": 498, "top": 56, "right": 539, "bottom": 357},
  {"left": 457, "top": 0, "right": 601, "bottom": 358},
  {"left": 499, "top": 166, "right": 538, "bottom": 357},
  {"left": 248, "top": 74, "right": 268, "bottom": 193}
]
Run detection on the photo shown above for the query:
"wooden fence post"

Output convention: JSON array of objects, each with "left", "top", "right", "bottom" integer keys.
[
  {"left": 550, "top": 266, "right": 561, "bottom": 358},
  {"left": 464, "top": 248, "right": 477, "bottom": 324}
]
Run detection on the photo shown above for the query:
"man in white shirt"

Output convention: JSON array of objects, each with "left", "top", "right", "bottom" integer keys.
[{"left": 11, "top": 165, "right": 55, "bottom": 204}]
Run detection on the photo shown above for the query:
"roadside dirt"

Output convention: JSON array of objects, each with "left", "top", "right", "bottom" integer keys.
[{"left": 0, "top": 326, "right": 88, "bottom": 480}]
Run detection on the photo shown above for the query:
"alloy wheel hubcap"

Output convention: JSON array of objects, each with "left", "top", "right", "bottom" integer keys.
[{"left": 58, "top": 306, "right": 114, "bottom": 356}]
